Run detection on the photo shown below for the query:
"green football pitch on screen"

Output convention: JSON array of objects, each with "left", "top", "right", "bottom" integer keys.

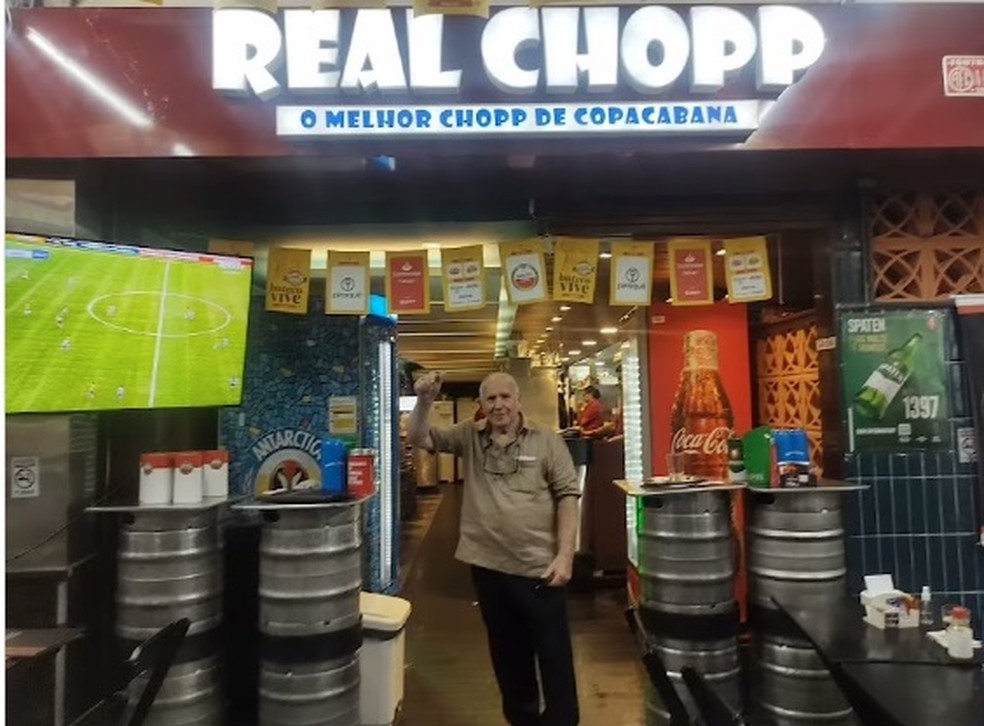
[{"left": 5, "top": 234, "right": 253, "bottom": 413}]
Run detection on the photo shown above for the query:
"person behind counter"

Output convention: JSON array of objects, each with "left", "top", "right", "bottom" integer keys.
[
  {"left": 409, "top": 371, "right": 581, "bottom": 726},
  {"left": 566, "top": 385, "right": 615, "bottom": 439}
]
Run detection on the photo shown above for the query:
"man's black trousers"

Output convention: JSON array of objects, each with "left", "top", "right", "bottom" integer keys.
[{"left": 470, "top": 565, "right": 579, "bottom": 726}]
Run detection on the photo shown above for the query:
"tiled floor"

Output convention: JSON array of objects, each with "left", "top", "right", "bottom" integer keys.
[
  {"left": 398, "top": 484, "right": 647, "bottom": 725},
  {"left": 399, "top": 489, "right": 445, "bottom": 591}
]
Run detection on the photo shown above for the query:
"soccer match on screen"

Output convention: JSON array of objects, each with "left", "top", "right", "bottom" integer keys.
[{"left": 5, "top": 233, "right": 253, "bottom": 414}]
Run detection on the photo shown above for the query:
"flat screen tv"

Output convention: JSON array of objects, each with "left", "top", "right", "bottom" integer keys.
[{"left": 5, "top": 233, "right": 253, "bottom": 413}]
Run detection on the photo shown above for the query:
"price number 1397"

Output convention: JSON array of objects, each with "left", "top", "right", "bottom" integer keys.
[{"left": 903, "top": 395, "right": 940, "bottom": 420}]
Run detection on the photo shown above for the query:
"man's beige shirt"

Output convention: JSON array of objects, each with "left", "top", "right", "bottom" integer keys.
[{"left": 429, "top": 418, "right": 580, "bottom": 578}]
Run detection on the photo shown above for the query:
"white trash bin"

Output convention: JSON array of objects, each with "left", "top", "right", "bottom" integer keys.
[{"left": 360, "top": 592, "right": 412, "bottom": 726}]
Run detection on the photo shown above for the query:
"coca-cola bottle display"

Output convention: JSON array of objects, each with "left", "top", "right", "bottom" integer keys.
[{"left": 669, "top": 329, "right": 735, "bottom": 480}]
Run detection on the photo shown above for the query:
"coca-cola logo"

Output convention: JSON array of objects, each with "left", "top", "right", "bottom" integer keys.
[{"left": 671, "top": 426, "right": 732, "bottom": 455}]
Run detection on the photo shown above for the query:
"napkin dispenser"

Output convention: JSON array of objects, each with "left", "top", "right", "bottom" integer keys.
[{"left": 861, "top": 583, "right": 920, "bottom": 629}]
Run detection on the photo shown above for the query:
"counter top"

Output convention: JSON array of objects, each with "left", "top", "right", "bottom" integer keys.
[
  {"left": 745, "top": 478, "right": 868, "bottom": 494},
  {"left": 614, "top": 480, "right": 744, "bottom": 497},
  {"left": 232, "top": 494, "right": 371, "bottom": 511},
  {"left": 87, "top": 495, "right": 234, "bottom": 514}
]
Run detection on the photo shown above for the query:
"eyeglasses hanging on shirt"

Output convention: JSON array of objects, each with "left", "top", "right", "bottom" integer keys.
[{"left": 483, "top": 439, "right": 521, "bottom": 476}]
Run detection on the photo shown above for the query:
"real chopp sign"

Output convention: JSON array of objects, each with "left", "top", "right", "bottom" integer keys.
[{"left": 213, "top": 6, "right": 824, "bottom": 138}]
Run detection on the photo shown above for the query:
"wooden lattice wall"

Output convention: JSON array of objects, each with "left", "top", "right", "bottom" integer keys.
[
  {"left": 755, "top": 315, "right": 823, "bottom": 474},
  {"left": 873, "top": 191, "right": 984, "bottom": 301}
]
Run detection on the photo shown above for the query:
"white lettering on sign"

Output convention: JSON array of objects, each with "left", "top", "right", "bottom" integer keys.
[
  {"left": 671, "top": 426, "right": 732, "bottom": 455},
  {"left": 847, "top": 318, "right": 887, "bottom": 334},
  {"left": 542, "top": 8, "right": 619, "bottom": 94},
  {"left": 482, "top": 8, "right": 541, "bottom": 94},
  {"left": 690, "top": 7, "right": 757, "bottom": 93},
  {"left": 620, "top": 6, "right": 690, "bottom": 93},
  {"left": 212, "top": 6, "right": 825, "bottom": 99}
]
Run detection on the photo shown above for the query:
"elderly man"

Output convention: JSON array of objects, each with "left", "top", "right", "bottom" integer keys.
[{"left": 409, "top": 371, "right": 581, "bottom": 726}]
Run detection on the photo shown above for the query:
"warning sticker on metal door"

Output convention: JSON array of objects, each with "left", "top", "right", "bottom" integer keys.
[{"left": 10, "top": 457, "right": 40, "bottom": 498}]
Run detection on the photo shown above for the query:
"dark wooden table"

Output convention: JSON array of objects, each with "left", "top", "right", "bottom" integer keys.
[
  {"left": 772, "top": 595, "right": 982, "bottom": 666},
  {"left": 840, "top": 662, "right": 984, "bottom": 726},
  {"left": 772, "top": 596, "right": 984, "bottom": 725}
]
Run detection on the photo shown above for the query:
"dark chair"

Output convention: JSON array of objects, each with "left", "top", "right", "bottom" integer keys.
[
  {"left": 69, "top": 618, "right": 191, "bottom": 726},
  {"left": 680, "top": 666, "right": 746, "bottom": 726},
  {"left": 769, "top": 599, "right": 904, "bottom": 726},
  {"left": 624, "top": 608, "right": 694, "bottom": 726}
]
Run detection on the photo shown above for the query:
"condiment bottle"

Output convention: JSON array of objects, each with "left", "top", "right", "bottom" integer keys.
[
  {"left": 946, "top": 606, "right": 974, "bottom": 660},
  {"left": 920, "top": 586, "right": 933, "bottom": 627}
]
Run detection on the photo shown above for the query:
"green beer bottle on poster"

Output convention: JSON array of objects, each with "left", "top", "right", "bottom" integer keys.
[{"left": 853, "top": 333, "right": 923, "bottom": 420}]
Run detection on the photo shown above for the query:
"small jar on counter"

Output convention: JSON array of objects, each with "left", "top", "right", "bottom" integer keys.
[{"left": 946, "top": 606, "right": 975, "bottom": 660}]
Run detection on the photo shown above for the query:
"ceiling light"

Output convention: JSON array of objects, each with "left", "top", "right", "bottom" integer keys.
[
  {"left": 559, "top": 305, "right": 571, "bottom": 312},
  {"left": 545, "top": 326, "right": 554, "bottom": 332},
  {"left": 715, "top": 248, "right": 726, "bottom": 256},
  {"left": 599, "top": 252, "right": 612, "bottom": 259},
  {"left": 583, "top": 340, "right": 597, "bottom": 347},
  {"left": 551, "top": 316, "right": 563, "bottom": 322},
  {"left": 568, "top": 349, "right": 582, "bottom": 356},
  {"left": 600, "top": 326, "right": 618, "bottom": 335}
]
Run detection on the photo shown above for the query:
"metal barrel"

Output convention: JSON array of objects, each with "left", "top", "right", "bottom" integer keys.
[
  {"left": 755, "top": 633, "right": 855, "bottom": 725},
  {"left": 116, "top": 510, "right": 223, "bottom": 640},
  {"left": 259, "top": 655, "right": 361, "bottom": 726},
  {"left": 644, "top": 635, "right": 742, "bottom": 726},
  {"left": 259, "top": 507, "right": 362, "bottom": 637},
  {"left": 638, "top": 491, "right": 736, "bottom": 615},
  {"left": 748, "top": 491, "right": 846, "bottom": 611},
  {"left": 132, "top": 656, "right": 223, "bottom": 726}
]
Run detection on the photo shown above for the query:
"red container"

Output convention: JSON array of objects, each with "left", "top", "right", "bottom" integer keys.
[{"left": 347, "top": 449, "right": 376, "bottom": 499}]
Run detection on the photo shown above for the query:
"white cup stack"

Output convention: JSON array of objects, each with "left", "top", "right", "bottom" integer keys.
[
  {"left": 172, "top": 451, "right": 205, "bottom": 504},
  {"left": 139, "top": 453, "right": 173, "bottom": 505},
  {"left": 203, "top": 449, "right": 229, "bottom": 499}
]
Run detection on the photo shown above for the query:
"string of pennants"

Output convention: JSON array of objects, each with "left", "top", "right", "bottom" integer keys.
[{"left": 208, "top": 236, "right": 772, "bottom": 316}]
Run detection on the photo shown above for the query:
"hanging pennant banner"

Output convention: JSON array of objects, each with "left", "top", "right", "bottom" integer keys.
[
  {"left": 413, "top": 0, "right": 489, "bottom": 18},
  {"left": 724, "top": 236, "right": 773, "bottom": 303},
  {"left": 441, "top": 245, "right": 485, "bottom": 312},
  {"left": 208, "top": 239, "right": 255, "bottom": 258},
  {"left": 385, "top": 250, "right": 430, "bottom": 314},
  {"left": 610, "top": 241, "right": 654, "bottom": 306},
  {"left": 552, "top": 237, "right": 600, "bottom": 304},
  {"left": 668, "top": 238, "right": 714, "bottom": 306},
  {"left": 326, "top": 250, "right": 370, "bottom": 315},
  {"left": 266, "top": 247, "right": 311, "bottom": 314},
  {"left": 500, "top": 239, "right": 548, "bottom": 305}
]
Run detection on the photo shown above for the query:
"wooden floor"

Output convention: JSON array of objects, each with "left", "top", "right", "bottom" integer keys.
[{"left": 398, "top": 484, "right": 647, "bottom": 725}]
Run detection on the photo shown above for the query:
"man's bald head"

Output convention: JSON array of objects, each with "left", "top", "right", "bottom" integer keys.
[{"left": 479, "top": 372, "right": 520, "bottom": 401}]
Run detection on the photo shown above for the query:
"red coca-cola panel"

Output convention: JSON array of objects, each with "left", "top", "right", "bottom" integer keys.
[
  {"left": 648, "top": 302, "right": 753, "bottom": 620},
  {"left": 648, "top": 303, "right": 752, "bottom": 477}
]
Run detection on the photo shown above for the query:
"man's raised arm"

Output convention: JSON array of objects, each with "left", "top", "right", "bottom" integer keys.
[{"left": 407, "top": 371, "right": 442, "bottom": 450}]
